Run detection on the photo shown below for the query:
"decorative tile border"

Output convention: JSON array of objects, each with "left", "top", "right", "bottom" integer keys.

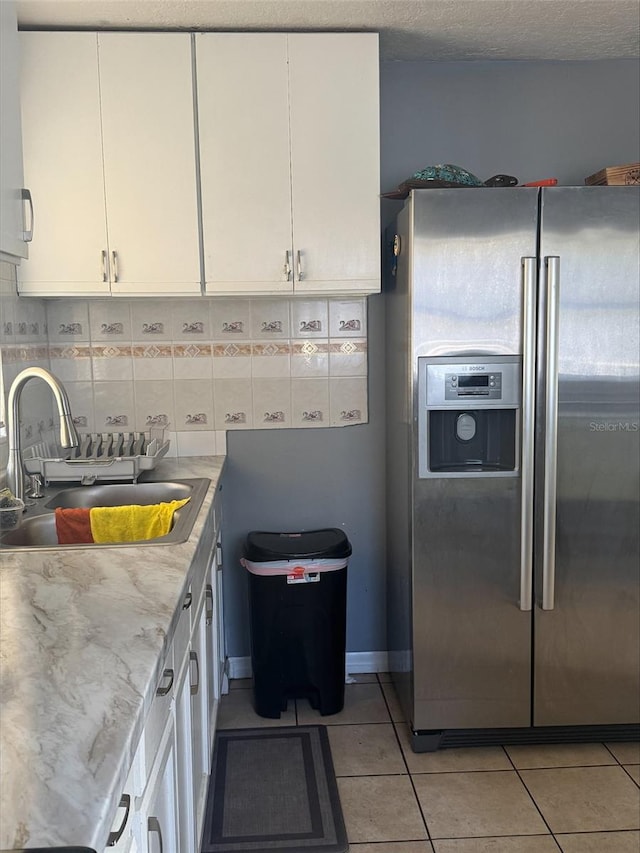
[
  {"left": 132, "top": 344, "right": 173, "bottom": 358},
  {"left": 329, "top": 341, "right": 367, "bottom": 354},
  {"left": 92, "top": 344, "right": 133, "bottom": 358},
  {"left": 174, "top": 344, "right": 213, "bottom": 358},
  {"left": 212, "top": 343, "right": 252, "bottom": 357},
  {"left": 1, "top": 343, "right": 50, "bottom": 362},
  {"left": 251, "top": 343, "right": 291, "bottom": 356}
]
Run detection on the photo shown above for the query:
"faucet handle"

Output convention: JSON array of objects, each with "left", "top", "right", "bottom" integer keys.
[{"left": 25, "top": 473, "right": 44, "bottom": 499}]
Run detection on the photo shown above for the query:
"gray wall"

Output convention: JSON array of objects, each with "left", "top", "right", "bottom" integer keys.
[
  {"left": 380, "top": 59, "right": 640, "bottom": 228},
  {"left": 222, "top": 57, "right": 640, "bottom": 661}
]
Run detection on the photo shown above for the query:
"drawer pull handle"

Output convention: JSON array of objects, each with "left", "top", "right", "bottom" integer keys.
[
  {"left": 21, "top": 188, "right": 34, "bottom": 242},
  {"left": 190, "top": 650, "right": 200, "bottom": 696},
  {"left": 156, "top": 667, "right": 174, "bottom": 696},
  {"left": 107, "top": 793, "right": 130, "bottom": 846},
  {"left": 183, "top": 591, "right": 192, "bottom": 610},
  {"left": 205, "top": 584, "right": 214, "bottom": 625},
  {"left": 148, "top": 815, "right": 164, "bottom": 853}
]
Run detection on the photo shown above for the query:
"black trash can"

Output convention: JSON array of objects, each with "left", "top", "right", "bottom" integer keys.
[{"left": 242, "top": 528, "right": 352, "bottom": 719}]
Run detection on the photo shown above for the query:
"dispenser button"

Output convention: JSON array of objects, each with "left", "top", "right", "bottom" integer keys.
[{"left": 456, "top": 413, "right": 477, "bottom": 441}]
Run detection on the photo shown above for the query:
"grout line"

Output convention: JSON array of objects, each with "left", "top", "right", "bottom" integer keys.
[
  {"left": 621, "top": 765, "right": 640, "bottom": 788},
  {"left": 428, "top": 831, "right": 560, "bottom": 845},
  {"left": 505, "top": 750, "right": 564, "bottom": 845},
  {"left": 335, "top": 772, "right": 412, "bottom": 778},
  {"left": 343, "top": 838, "right": 434, "bottom": 845},
  {"left": 381, "top": 689, "right": 435, "bottom": 845}
]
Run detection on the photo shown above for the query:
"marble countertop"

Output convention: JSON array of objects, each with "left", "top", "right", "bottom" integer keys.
[{"left": 0, "top": 455, "right": 226, "bottom": 852}]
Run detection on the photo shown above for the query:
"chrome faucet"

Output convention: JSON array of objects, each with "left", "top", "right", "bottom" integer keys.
[{"left": 6, "top": 367, "right": 80, "bottom": 502}]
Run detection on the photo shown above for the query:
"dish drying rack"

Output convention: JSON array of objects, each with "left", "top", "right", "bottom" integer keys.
[{"left": 23, "top": 429, "right": 170, "bottom": 485}]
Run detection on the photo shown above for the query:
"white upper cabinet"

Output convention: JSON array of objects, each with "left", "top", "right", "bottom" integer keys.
[
  {"left": 196, "top": 34, "right": 293, "bottom": 294},
  {"left": 18, "top": 32, "right": 200, "bottom": 297},
  {"left": 98, "top": 34, "right": 200, "bottom": 295},
  {"left": 19, "top": 33, "right": 109, "bottom": 294},
  {"left": 288, "top": 35, "right": 381, "bottom": 294},
  {"left": 196, "top": 33, "right": 380, "bottom": 296},
  {"left": 0, "top": 0, "right": 31, "bottom": 262}
]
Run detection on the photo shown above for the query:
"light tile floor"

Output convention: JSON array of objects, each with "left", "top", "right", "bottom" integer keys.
[{"left": 217, "top": 674, "right": 640, "bottom": 853}]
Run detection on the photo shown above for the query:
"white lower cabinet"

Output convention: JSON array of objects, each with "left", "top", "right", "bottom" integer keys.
[{"left": 105, "top": 497, "right": 225, "bottom": 853}]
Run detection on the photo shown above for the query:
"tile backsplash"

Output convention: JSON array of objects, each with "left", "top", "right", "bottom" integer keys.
[
  {"left": 0, "top": 279, "right": 369, "bottom": 462},
  {"left": 0, "top": 262, "right": 53, "bottom": 474}
]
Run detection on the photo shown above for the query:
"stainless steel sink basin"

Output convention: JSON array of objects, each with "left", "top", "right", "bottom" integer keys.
[
  {"left": 45, "top": 480, "right": 197, "bottom": 510},
  {"left": 1, "top": 478, "right": 210, "bottom": 550},
  {"left": 1, "top": 514, "right": 59, "bottom": 547}
]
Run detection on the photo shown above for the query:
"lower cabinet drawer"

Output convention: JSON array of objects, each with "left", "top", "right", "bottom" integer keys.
[{"left": 141, "top": 644, "right": 175, "bottom": 781}]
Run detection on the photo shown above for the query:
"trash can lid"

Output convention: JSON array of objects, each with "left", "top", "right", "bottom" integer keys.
[{"left": 244, "top": 528, "right": 352, "bottom": 561}]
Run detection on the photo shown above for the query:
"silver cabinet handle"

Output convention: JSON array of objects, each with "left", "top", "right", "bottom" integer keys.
[
  {"left": 520, "top": 257, "right": 537, "bottom": 611},
  {"left": 542, "top": 256, "right": 560, "bottom": 611},
  {"left": 205, "top": 583, "right": 214, "bottom": 626},
  {"left": 182, "top": 591, "right": 192, "bottom": 610},
  {"left": 21, "top": 189, "right": 34, "bottom": 242},
  {"left": 156, "top": 667, "right": 174, "bottom": 697},
  {"left": 148, "top": 815, "right": 164, "bottom": 853},
  {"left": 101, "top": 250, "right": 108, "bottom": 282},
  {"left": 284, "top": 250, "right": 291, "bottom": 281},
  {"left": 296, "top": 249, "right": 303, "bottom": 280},
  {"left": 189, "top": 650, "right": 200, "bottom": 696},
  {"left": 111, "top": 250, "right": 119, "bottom": 283},
  {"left": 107, "top": 794, "right": 130, "bottom": 846}
]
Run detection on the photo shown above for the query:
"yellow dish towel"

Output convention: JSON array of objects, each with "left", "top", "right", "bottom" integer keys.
[{"left": 89, "top": 498, "right": 190, "bottom": 543}]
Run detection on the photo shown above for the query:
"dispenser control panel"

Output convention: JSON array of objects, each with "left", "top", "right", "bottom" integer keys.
[
  {"left": 422, "top": 357, "right": 521, "bottom": 409},
  {"left": 445, "top": 371, "right": 502, "bottom": 400}
]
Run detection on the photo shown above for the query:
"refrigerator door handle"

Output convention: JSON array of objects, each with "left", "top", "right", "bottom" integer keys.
[
  {"left": 520, "top": 257, "right": 537, "bottom": 611},
  {"left": 542, "top": 256, "right": 560, "bottom": 610}
]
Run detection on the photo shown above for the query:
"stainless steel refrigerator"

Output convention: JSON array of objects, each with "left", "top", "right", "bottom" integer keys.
[{"left": 385, "top": 187, "right": 640, "bottom": 750}]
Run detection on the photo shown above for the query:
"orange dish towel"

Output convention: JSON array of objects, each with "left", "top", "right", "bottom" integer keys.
[
  {"left": 55, "top": 507, "right": 95, "bottom": 544},
  {"left": 89, "top": 498, "right": 190, "bottom": 544}
]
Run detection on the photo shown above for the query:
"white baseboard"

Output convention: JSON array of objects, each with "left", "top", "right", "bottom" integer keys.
[{"left": 227, "top": 650, "right": 389, "bottom": 681}]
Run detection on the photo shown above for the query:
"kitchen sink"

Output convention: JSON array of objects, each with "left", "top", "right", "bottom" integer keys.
[{"left": 0, "top": 478, "right": 210, "bottom": 550}]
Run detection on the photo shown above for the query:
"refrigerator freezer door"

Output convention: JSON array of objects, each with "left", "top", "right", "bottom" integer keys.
[
  {"left": 535, "top": 187, "right": 640, "bottom": 726},
  {"left": 408, "top": 189, "right": 539, "bottom": 731}
]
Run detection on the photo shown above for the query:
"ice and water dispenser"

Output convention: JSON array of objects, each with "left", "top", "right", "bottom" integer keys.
[{"left": 418, "top": 356, "right": 521, "bottom": 478}]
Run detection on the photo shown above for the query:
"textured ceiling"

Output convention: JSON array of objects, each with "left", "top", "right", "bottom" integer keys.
[{"left": 16, "top": 0, "right": 640, "bottom": 62}]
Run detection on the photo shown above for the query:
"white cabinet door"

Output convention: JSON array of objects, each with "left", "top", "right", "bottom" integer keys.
[
  {"left": 288, "top": 34, "right": 380, "bottom": 294},
  {"left": 197, "top": 33, "right": 293, "bottom": 295},
  {"left": 174, "top": 653, "right": 196, "bottom": 853},
  {"left": 138, "top": 718, "right": 180, "bottom": 853},
  {"left": 98, "top": 33, "right": 201, "bottom": 295},
  {"left": 0, "top": 0, "right": 28, "bottom": 261},
  {"left": 18, "top": 32, "right": 110, "bottom": 295},
  {"left": 205, "top": 534, "right": 227, "bottom": 758},
  {"left": 189, "top": 589, "right": 211, "bottom": 843}
]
